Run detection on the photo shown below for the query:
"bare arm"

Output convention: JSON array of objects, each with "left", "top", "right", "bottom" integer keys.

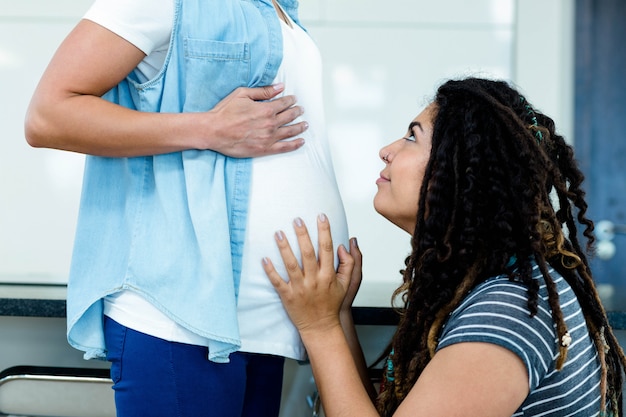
[
  {"left": 394, "top": 342, "right": 529, "bottom": 417},
  {"left": 24, "top": 19, "right": 307, "bottom": 157},
  {"left": 264, "top": 218, "right": 530, "bottom": 417},
  {"left": 339, "top": 238, "right": 378, "bottom": 401}
]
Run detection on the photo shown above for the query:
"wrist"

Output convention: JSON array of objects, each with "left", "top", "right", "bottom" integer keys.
[
  {"left": 299, "top": 318, "right": 343, "bottom": 341},
  {"left": 188, "top": 111, "right": 218, "bottom": 151},
  {"left": 300, "top": 320, "right": 346, "bottom": 351}
]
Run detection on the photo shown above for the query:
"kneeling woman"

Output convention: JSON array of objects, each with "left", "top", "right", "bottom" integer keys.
[{"left": 263, "top": 77, "right": 626, "bottom": 417}]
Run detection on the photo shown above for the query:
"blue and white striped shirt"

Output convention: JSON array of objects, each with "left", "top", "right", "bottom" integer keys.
[{"left": 438, "top": 264, "right": 602, "bottom": 416}]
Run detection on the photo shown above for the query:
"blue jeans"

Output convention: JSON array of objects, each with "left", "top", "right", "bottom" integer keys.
[{"left": 104, "top": 316, "right": 285, "bottom": 417}]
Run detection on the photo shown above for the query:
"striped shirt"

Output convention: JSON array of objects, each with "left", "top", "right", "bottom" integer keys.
[{"left": 437, "top": 264, "right": 602, "bottom": 416}]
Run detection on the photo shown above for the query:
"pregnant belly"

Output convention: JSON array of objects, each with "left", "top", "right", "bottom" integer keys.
[{"left": 242, "top": 154, "right": 349, "bottom": 277}]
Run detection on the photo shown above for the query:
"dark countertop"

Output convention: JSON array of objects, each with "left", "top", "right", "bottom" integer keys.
[
  {"left": 0, "top": 283, "right": 398, "bottom": 325},
  {"left": 0, "top": 284, "right": 67, "bottom": 318},
  {"left": 2, "top": 283, "right": 626, "bottom": 329}
]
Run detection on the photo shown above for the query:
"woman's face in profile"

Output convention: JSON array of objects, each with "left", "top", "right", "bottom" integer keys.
[{"left": 374, "top": 104, "right": 435, "bottom": 234}]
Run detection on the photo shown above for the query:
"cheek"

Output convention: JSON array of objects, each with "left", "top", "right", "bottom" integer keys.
[
  {"left": 385, "top": 172, "right": 422, "bottom": 218},
  {"left": 398, "top": 164, "right": 426, "bottom": 211},
  {"left": 397, "top": 185, "right": 420, "bottom": 221},
  {"left": 399, "top": 170, "right": 423, "bottom": 201}
]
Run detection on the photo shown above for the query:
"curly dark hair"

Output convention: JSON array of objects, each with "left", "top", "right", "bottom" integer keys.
[{"left": 376, "top": 77, "right": 626, "bottom": 416}]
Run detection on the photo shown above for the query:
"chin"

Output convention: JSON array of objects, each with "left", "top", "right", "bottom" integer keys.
[
  {"left": 374, "top": 206, "right": 413, "bottom": 235},
  {"left": 373, "top": 201, "right": 394, "bottom": 226},
  {"left": 372, "top": 197, "right": 386, "bottom": 218}
]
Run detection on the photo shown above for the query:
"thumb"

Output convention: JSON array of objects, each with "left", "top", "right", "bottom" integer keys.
[
  {"left": 336, "top": 244, "right": 355, "bottom": 289},
  {"left": 350, "top": 237, "right": 362, "bottom": 276},
  {"left": 246, "top": 83, "right": 285, "bottom": 101}
]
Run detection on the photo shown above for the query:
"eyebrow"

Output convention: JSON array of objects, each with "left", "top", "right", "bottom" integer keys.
[{"left": 408, "top": 121, "right": 424, "bottom": 134}]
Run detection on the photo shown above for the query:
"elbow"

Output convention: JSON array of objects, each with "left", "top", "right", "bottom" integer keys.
[
  {"left": 23, "top": 123, "right": 41, "bottom": 149},
  {"left": 24, "top": 107, "right": 52, "bottom": 149}
]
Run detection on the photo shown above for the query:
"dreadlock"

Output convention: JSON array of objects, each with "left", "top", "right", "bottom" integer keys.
[{"left": 376, "top": 77, "right": 626, "bottom": 416}]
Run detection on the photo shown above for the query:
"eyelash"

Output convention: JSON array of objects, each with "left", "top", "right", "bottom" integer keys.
[{"left": 404, "top": 133, "right": 416, "bottom": 142}]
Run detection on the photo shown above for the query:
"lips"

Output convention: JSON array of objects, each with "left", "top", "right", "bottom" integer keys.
[{"left": 376, "top": 172, "right": 390, "bottom": 184}]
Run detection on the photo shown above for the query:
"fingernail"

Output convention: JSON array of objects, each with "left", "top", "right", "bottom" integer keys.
[
  {"left": 318, "top": 213, "right": 327, "bottom": 223},
  {"left": 294, "top": 217, "right": 303, "bottom": 227},
  {"left": 275, "top": 231, "right": 284, "bottom": 241},
  {"left": 351, "top": 237, "right": 358, "bottom": 248},
  {"left": 262, "top": 257, "right": 269, "bottom": 266},
  {"left": 273, "top": 82, "right": 284, "bottom": 90}
]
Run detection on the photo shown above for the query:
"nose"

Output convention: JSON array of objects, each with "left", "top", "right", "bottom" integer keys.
[{"left": 379, "top": 147, "right": 390, "bottom": 164}]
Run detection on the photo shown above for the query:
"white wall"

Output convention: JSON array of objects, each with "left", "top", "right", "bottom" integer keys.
[
  {"left": 0, "top": 0, "right": 92, "bottom": 283},
  {"left": 299, "top": 0, "right": 575, "bottom": 306},
  {"left": 0, "top": 0, "right": 575, "bottom": 306}
]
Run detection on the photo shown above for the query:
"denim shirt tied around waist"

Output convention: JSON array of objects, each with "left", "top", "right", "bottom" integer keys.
[{"left": 66, "top": 0, "right": 303, "bottom": 363}]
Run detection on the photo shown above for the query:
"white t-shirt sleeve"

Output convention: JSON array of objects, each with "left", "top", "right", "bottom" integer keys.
[{"left": 83, "top": 0, "right": 174, "bottom": 56}]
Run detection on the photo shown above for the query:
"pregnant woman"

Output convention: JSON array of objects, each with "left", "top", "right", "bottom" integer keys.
[{"left": 24, "top": 0, "right": 348, "bottom": 416}]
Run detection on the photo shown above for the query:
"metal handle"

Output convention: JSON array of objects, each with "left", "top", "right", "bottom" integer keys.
[
  {"left": 597, "top": 220, "right": 626, "bottom": 240},
  {"left": 307, "top": 389, "right": 321, "bottom": 417}
]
